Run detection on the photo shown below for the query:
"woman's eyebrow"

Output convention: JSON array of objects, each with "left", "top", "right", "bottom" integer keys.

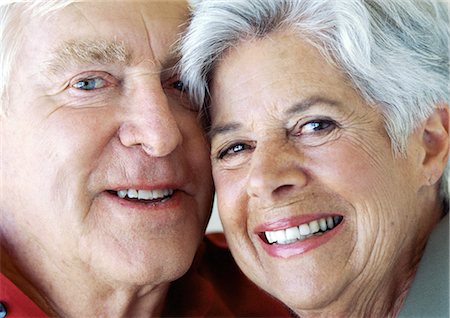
[
  {"left": 44, "top": 39, "right": 131, "bottom": 75},
  {"left": 208, "top": 97, "right": 341, "bottom": 140},
  {"left": 286, "top": 96, "right": 341, "bottom": 115},
  {"left": 208, "top": 122, "right": 242, "bottom": 140}
]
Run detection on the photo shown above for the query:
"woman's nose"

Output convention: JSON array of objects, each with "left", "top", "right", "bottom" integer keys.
[
  {"left": 118, "top": 86, "right": 182, "bottom": 157},
  {"left": 246, "top": 142, "right": 308, "bottom": 201}
]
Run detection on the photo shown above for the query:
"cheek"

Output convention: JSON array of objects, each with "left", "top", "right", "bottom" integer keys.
[
  {"left": 309, "top": 140, "right": 421, "bottom": 265},
  {"left": 179, "top": 115, "right": 213, "bottom": 183},
  {"left": 308, "top": 138, "right": 399, "bottom": 201},
  {"left": 50, "top": 111, "right": 116, "bottom": 164},
  {"left": 213, "top": 167, "right": 248, "bottom": 229}
]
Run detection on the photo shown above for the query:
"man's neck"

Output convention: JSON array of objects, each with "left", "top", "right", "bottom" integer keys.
[{"left": 1, "top": 246, "right": 170, "bottom": 317}]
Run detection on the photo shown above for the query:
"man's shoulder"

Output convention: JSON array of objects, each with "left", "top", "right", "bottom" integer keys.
[
  {"left": 0, "top": 273, "right": 48, "bottom": 318},
  {"left": 162, "top": 233, "right": 290, "bottom": 317}
]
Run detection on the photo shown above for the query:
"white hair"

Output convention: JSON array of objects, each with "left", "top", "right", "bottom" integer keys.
[
  {"left": 180, "top": 0, "right": 450, "bottom": 204},
  {"left": 0, "top": 1, "right": 74, "bottom": 113}
]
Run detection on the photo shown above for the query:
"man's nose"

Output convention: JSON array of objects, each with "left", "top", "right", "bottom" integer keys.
[
  {"left": 118, "top": 85, "right": 182, "bottom": 157},
  {"left": 246, "top": 141, "right": 308, "bottom": 201}
]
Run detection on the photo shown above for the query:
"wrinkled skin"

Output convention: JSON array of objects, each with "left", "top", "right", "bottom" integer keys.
[
  {"left": 209, "top": 30, "right": 448, "bottom": 317},
  {"left": 0, "top": 1, "right": 213, "bottom": 316}
]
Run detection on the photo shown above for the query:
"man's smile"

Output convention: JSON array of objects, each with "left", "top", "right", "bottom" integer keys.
[{"left": 109, "top": 188, "right": 175, "bottom": 203}]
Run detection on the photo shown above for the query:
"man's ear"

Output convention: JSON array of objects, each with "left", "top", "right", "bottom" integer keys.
[{"left": 420, "top": 104, "right": 449, "bottom": 185}]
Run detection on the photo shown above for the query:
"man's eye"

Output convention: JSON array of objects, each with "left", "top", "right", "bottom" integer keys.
[
  {"left": 218, "top": 143, "right": 252, "bottom": 160},
  {"left": 171, "top": 80, "right": 186, "bottom": 92},
  {"left": 72, "top": 77, "right": 107, "bottom": 90}
]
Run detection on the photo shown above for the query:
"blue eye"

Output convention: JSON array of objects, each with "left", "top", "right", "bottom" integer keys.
[{"left": 73, "top": 77, "right": 106, "bottom": 90}]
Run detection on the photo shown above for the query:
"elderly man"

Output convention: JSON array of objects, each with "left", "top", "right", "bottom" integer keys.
[{"left": 0, "top": 1, "right": 290, "bottom": 317}]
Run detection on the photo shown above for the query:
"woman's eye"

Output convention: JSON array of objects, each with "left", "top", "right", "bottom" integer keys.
[
  {"left": 218, "top": 143, "right": 252, "bottom": 160},
  {"left": 171, "top": 80, "right": 186, "bottom": 92},
  {"left": 300, "top": 120, "right": 335, "bottom": 134},
  {"left": 72, "top": 77, "right": 107, "bottom": 90}
]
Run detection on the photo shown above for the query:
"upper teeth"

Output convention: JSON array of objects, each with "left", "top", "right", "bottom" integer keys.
[
  {"left": 264, "top": 216, "right": 343, "bottom": 245},
  {"left": 117, "top": 189, "right": 174, "bottom": 200}
]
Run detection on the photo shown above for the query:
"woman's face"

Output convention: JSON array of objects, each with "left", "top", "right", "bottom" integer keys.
[{"left": 209, "top": 30, "right": 436, "bottom": 313}]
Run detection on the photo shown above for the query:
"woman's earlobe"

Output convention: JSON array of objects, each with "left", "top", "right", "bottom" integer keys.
[{"left": 421, "top": 105, "right": 449, "bottom": 185}]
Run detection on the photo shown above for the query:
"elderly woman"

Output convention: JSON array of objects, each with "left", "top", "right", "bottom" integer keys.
[{"left": 180, "top": 0, "right": 449, "bottom": 316}]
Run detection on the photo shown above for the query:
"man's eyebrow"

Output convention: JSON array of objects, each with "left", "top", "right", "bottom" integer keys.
[
  {"left": 45, "top": 39, "right": 131, "bottom": 74},
  {"left": 208, "top": 96, "right": 340, "bottom": 140}
]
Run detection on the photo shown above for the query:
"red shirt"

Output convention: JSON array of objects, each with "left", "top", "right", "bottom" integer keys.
[
  {"left": 1, "top": 234, "right": 289, "bottom": 317},
  {"left": 162, "top": 233, "right": 290, "bottom": 317},
  {"left": 0, "top": 273, "right": 47, "bottom": 317}
]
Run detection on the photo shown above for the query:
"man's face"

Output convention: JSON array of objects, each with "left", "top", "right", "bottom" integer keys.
[{"left": 1, "top": 1, "right": 213, "bottom": 285}]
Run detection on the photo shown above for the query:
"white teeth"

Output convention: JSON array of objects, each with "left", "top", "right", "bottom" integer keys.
[
  {"left": 309, "top": 220, "right": 320, "bottom": 234},
  {"left": 115, "top": 189, "right": 174, "bottom": 201},
  {"left": 279, "top": 239, "right": 298, "bottom": 245},
  {"left": 319, "top": 218, "right": 328, "bottom": 231},
  {"left": 138, "top": 190, "right": 152, "bottom": 200},
  {"left": 263, "top": 216, "right": 342, "bottom": 245},
  {"left": 327, "top": 217, "right": 334, "bottom": 229},
  {"left": 273, "top": 230, "right": 287, "bottom": 242},
  {"left": 265, "top": 231, "right": 277, "bottom": 244},
  {"left": 128, "top": 189, "right": 138, "bottom": 199},
  {"left": 298, "top": 223, "right": 311, "bottom": 235},
  {"left": 117, "top": 190, "right": 127, "bottom": 199},
  {"left": 153, "top": 189, "right": 164, "bottom": 198},
  {"left": 285, "top": 226, "right": 300, "bottom": 240}
]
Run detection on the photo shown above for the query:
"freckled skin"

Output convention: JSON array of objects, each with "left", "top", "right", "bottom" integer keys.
[{"left": 209, "top": 30, "right": 441, "bottom": 316}]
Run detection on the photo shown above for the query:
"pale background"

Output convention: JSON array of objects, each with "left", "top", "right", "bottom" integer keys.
[{"left": 206, "top": 196, "right": 223, "bottom": 233}]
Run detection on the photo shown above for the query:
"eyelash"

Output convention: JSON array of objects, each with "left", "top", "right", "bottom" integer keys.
[
  {"left": 216, "top": 119, "right": 338, "bottom": 161},
  {"left": 218, "top": 142, "right": 254, "bottom": 160},
  {"left": 293, "top": 119, "right": 337, "bottom": 135},
  {"left": 71, "top": 72, "right": 118, "bottom": 91},
  {"left": 170, "top": 79, "right": 187, "bottom": 92}
]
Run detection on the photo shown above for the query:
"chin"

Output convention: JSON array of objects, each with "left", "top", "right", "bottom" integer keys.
[{"left": 88, "top": 231, "right": 203, "bottom": 286}]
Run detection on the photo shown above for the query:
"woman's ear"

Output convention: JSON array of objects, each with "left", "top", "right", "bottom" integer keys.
[{"left": 420, "top": 104, "right": 449, "bottom": 186}]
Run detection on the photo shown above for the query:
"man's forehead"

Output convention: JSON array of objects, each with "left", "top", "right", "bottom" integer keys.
[
  {"left": 42, "top": 38, "right": 180, "bottom": 76},
  {"left": 23, "top": 1, "right": 187, "bottom": 74}
]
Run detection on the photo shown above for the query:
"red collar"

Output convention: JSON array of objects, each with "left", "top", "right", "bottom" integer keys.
[{"left": 0, "top": 273, "right": 48, "bottom": 317}]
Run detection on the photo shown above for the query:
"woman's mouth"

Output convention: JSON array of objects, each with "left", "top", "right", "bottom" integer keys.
[{"left": 261, "top": 215, "right": 343, "bottom": 245}]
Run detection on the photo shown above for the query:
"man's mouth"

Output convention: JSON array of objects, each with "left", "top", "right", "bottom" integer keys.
[
  {"left": 108, "top": 188, "right": 174, "bottom": 203},
  {"left": 262, "top": 216, "right": 343, "bottom": 245}
]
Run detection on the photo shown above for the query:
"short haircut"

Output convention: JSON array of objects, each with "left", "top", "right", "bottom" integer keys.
[{"left": 0, "top": 1, "right": 74, "bottom": 112}]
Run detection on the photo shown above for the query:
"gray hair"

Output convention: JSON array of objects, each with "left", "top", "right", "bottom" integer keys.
[
  {"left": 180, "top": 0, "right": 450, "bottom": 204},
  {"left": 0, "top": 1, "right": 74, "bottom": 113}
]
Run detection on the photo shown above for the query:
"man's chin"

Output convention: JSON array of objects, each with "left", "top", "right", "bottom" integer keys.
[{"left": 81, "top": 233, "right": 202, "bottom": 286}]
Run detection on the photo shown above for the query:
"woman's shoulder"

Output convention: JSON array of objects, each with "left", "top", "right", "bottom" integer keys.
[{"left": 399, "top": 214, "right": 449, "bottom": 317}]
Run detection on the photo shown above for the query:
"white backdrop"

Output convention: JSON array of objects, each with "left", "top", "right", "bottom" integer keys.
[{"left": 205, "top": 195, "right": 223, "bottom": 233}]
